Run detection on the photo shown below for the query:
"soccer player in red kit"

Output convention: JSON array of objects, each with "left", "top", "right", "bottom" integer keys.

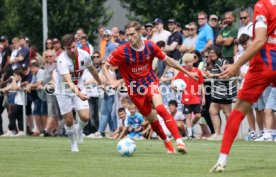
[
  {"left": 210, "top": 0, "right": 276, "bottom": 172},
  {"left": 102, "top": 21, "right": 198, "bottom": 154}
]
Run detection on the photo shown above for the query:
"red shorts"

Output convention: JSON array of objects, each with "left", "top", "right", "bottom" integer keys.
[
  {"left": 128, "top": 82, "right": 160, "bottom": 116},
  {"left": 238, "top": 70, "right": 276, "bottom": 103}
]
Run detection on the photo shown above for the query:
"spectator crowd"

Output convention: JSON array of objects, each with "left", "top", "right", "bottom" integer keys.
[{"left": 0, "top": 9, "right": 275, "bottom": 142}]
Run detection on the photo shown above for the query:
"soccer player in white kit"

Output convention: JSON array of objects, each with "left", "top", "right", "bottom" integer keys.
[{"left": 56, "top": 34, "right": 102, "bottom": 152}]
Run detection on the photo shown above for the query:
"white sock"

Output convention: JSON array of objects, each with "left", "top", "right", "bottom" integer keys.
[
  {"left": 64, "top": 124, "right": 75, "bottom": 136},
  {"left": 271, "top": 129, "right": 276, "bottom": 136},
  {"left": 218, "top": 153, "right": 228, "bottom": 164},
  {"left": 78, "top": 119, "right": 88, "bottom": 130},
  {"left": 164, "top": 137, "right": 170, "bottom": 142},
  {"left": 187, "top": 128, "right": 192, "bottom": 137},
  {"left": 176, "top": 138, "right": 184, "bottom": 145}
]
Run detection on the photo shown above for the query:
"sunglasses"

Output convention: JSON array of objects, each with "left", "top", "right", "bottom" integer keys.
[
  {"left": 104, "top": 35, "right": 110, "bottom": 37},
  {"left": 198, "top": 18, "right": 206, "bottom": 20},
  {"left": 204, "top": 55, "right": 209, "bottom": 58},
  {"left": 188, "top": 28, "right": 196, "bottom": 31},
  {"left": 240, "top": 16, "right": 247, "bottom": 20},
  {"left": 92, "top": 55, "right": 100, "bottom": 59}
]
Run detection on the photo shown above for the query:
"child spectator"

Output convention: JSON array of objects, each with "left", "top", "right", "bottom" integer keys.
[
  {"left": 172, "top": 53, "right": 205, "bottom": 139},
  {"left": 168, "top": 100, "right": 186, "bottom": 136},
  {"left": 111, "top": 108, "right": 128, "bottom": 139},
  {"left": 120, "top": 96, "right": 131, "bottom": 116},
  {"left": 126, "top": 103, "right": 144, "bottom": 140}
]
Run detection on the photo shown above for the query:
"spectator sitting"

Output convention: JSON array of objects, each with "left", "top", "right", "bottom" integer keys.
[
  {"left": 111, "top": 108, "right": 128, "bottom": 139},
  {"left": 168, "top": 100, "right": 186, "bottom": 136},
  {"left": 126, "top": 103, "right": 144, "bottom": 140}
]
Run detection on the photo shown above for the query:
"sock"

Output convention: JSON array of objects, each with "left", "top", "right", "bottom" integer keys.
[
  {"left": 78, "top": 119, "right": 88, "bottom": 130},
  {"left": 64, "top": 124, "right": 75, "bottom": 136},
  {"left": 187, "top": 128, "right": 192, "bottom": 137},
  {"left": 271, "top": 129, "right": 276, "bottom": 136},
  {"left": 218, "top": 153, "right": 228, "bottom": 164},
  {"left": 156, "top": 105, "right": 181, "bottom": 140},
  {"left": 220, "top": 110, "right": 245, "bottom": 154},
  {"left": 176, "top": 138, "right": 184, "bottom": 145},
  {"left": 150, "top": 119, "right": 167, "bottom": 141}
]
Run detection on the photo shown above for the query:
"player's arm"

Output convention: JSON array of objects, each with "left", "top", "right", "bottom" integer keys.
[
  {"left": 102, "top": 63, "right": 121, "bottom": 87},
  {"left": 62, "top": 73, "right": 88, "bottom": 101},
  {"left": 163, "top": 56, "right": 198, "bottom": 80},
  {"left": 87, "top": 65, "right": 102, "bottom": 85},
  {"left": 220, "top": 27, "right": 267, "bottom": 79}
]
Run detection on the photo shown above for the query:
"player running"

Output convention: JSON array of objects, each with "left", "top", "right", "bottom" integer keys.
[
  {"left": 56, "top": 34, "right": 102, "bottom": 152},
  {"left": 102, "top": 21, "right": 198, "bottom": 154},
  {"left": 210, "top": 0, "right": 276, "bottom": 172}
]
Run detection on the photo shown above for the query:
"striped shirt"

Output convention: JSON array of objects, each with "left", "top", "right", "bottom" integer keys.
[{"left": 210, "top": 58, "right": 237, "bottom": 101}]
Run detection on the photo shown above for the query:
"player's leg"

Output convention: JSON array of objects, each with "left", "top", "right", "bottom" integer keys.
[
  {"left": 145, "top": 109, "right": 175, "bottom": 154},
  {"left": 56, "top": 95, "right": 78, "bottom": 152},
  {"left": 151, "top": 94, "right": 187, "bottom": 153},
  {"left": 211, "top": 71, "right": 272, "bottom": 172},
  {"left": 74, "top": 95, "right": 90, "bottom": 144}
]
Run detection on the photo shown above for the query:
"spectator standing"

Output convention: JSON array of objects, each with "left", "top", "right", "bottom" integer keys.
[
  {"left": 145, "top": 23, "right": 154, "bottom": 40},
  {"left": 151, "top": 18, "right": 171, "bottom": 44},
  {"left": 179, "top": 22, "right": 198, "bottom": 54},
  {"left": 209, "top": 14, "right": 221, "bottom": 41},
  {"left": 195, "top": 11, "right": 214, "bottom": 53},
  {"left": 104, "top": 29, "right": 116, "bottom": 59},
  {"left": 216, "top": 11, "right": 238, "bottom": 64},
  {"left": 165, "top": 19, "right": 183, "bottom": 61},
  {"left": 98, "top": 25, "right": 106, "bottom": 58}
]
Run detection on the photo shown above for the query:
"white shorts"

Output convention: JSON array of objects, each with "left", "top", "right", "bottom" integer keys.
[{"left": 56, "top": 94, "right": 89, "bottom": 115}]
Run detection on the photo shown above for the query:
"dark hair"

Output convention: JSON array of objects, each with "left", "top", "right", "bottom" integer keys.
[
  {"left": 125, "top": 21, "right": 141, "bottom": 31},
  {"left": 156, "top": 40, "right": 166, "bottom": 48},
  {"left": 193, "top": 50, "right": 203, "bottom": 67},
  {"left": 80, "top": 36, "right": 88, "bottom": 41},
  {"left": 61, "top": 34, "right": 75, "bottom": 47},
  {"left": 239, "top": 33, "right": 250, "bottom": 45},
  {"left": 18, "top": 36, "right": 26, "bottom": 40},
  {"left": 210, "top": 46, "right": 222, "bottom": 58},
  {"left": 118, "top": 107, "right": 126, "bottom": 113},
  {"left": 168, "top": 100, "right": 178, "bottom": 107},
  {"left": 13, "top": 68, "right": 22, "bottom": 77}
]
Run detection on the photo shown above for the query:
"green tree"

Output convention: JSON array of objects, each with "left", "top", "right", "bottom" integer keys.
[
  {"left": 0, "top": 0, "right": 112, "bottom": 51},
  {"left": 119, "top": 0, "right": 257, "bottom": 25}
]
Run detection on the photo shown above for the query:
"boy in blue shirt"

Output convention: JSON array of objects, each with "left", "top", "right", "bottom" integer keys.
[{"left": 127, "top": 103, "right": 144, "bottom": 140}]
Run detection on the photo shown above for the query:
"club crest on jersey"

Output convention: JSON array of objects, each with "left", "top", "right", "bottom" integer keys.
[
  {"left": 256, "top": 15, "right": 266, "bottom": 23},
  {"left": 146, "top": 54, "right": 150, "bottom": 60},
  {"left": 81, "top": 60, "right": 84, "bottom": 66}
]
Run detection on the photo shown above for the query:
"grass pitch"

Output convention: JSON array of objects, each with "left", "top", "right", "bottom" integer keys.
[{"left": 0, "top": 137, "right": 275, "bottom": 177}]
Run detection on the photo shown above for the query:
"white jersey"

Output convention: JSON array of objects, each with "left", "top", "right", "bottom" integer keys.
[{"left": 56, "top": 49, "right": 92, "bottom": 95}]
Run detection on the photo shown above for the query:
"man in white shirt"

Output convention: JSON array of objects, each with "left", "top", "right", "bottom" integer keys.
[
  {"left": 151, "top": 18, "right": 171, "bottom": 44},
  {"left": 56, "top": 34, "right": 102, "bottom": 152},
  {"left": 236, "top": 10, "right": 253, "bottom": 53}
]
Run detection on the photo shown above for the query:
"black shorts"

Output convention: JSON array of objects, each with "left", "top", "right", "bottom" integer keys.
[{"left": 183, "top": 104, "right": 201, "bottom": 114}]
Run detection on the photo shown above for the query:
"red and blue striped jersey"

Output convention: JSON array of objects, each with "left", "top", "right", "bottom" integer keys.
[
  {"left": 106, "top": 40, "right": 166, "bottom": 93},
  {"left": 251, "top": 0, "right": 276, "bottom": 71}
]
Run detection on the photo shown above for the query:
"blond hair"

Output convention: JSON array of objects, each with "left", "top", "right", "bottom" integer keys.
[{"left": 182, "top": 53, "right": 195, "bottom": 63}]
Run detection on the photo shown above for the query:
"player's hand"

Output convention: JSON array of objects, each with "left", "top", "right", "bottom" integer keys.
[
  {"left": 187, "top": 72, "right": 199, "bottom": 81},
  {"left": 219, "top": 64, "right": 239, "bottom": 79},
  {"left": 77, "top": 92, "right": 89, "bottom": 101}
]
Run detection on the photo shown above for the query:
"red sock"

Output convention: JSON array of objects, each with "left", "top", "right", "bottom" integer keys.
[
  {"left": 150, "top": 119, "right": 167, "bottom": 140},
  {"left": 156, "top": 105, "right": 181, "bottom": 140},
  {"left": 220, "top": 110, "right": 245, "bottom": 154}
]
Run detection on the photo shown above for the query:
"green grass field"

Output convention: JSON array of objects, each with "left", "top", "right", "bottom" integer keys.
[{"left": 0, "top": 137, "right": 275, "bottom": 177}]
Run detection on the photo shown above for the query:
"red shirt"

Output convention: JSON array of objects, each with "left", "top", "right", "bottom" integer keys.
[
  {"left": 250, "top": 0, "right": 276, "bottom": 71},
  {"left": 106, "top": 40, "right": 165, "bottom": 93},
  {"left": 174, "top": 67, "right": 204, "bottom": 105}
]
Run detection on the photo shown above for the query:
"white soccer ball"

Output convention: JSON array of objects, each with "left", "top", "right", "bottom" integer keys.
[
  {"left": 173, "top": 79, "right": 186, "bottom": 91},
  {"left": 117, "top": 138, "right": 136, "bottom": 157}
]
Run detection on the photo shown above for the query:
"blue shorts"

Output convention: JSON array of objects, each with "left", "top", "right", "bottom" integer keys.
[
  {"left": 33, "top": 98, "right": 48, "bottom": 115},
  {"left": 265, "top": 88, "right": 276, "bottom": 111},
  {"left": 253, "top": 86, "right": 272, "bottom": 110},
  {"left": 8, "top": 92, "right": 16, "bottom": 104},
  {"left": 128, "top": 132, "right": 142, "bottom": 139}
]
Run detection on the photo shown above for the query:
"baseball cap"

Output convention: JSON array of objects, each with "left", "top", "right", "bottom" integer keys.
[
  {"left": 167, "top": 18, "right": 176, "bottom": 23},
  {"left": 153, "top": 18, "right": 163, "bottom": 24},
  {"left": 53, "top": 38, "right": 60, "bottom": 43},
  {"left": 145, "top": 23, "right": 153, "bottom": 28},
  {"left": 104, "top": 29, "right": 112, "bottom": 35},
  {"left": 0, "top": 35, "right": 8, "bottom": 41},
  {"left": 210, "top": 14, "right": 218, "bottom": 20}
]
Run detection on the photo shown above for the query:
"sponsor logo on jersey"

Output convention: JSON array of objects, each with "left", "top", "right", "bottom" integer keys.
[
  {"left": 131, "top": 64, "right": 148, "bottom": 73},
  {"left": 106, "top": 54, "right": 113, "bottom": 62},
  {"left": 81, "top": 60, "right": 84, "bottom": 66},
  {"left": 146, "top": 54, "right": 150, "bottom": 60}
]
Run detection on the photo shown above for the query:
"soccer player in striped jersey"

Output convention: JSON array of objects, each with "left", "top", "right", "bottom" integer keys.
[{"left": 102, "top": 21, "right": 198, "bottom": 154}]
